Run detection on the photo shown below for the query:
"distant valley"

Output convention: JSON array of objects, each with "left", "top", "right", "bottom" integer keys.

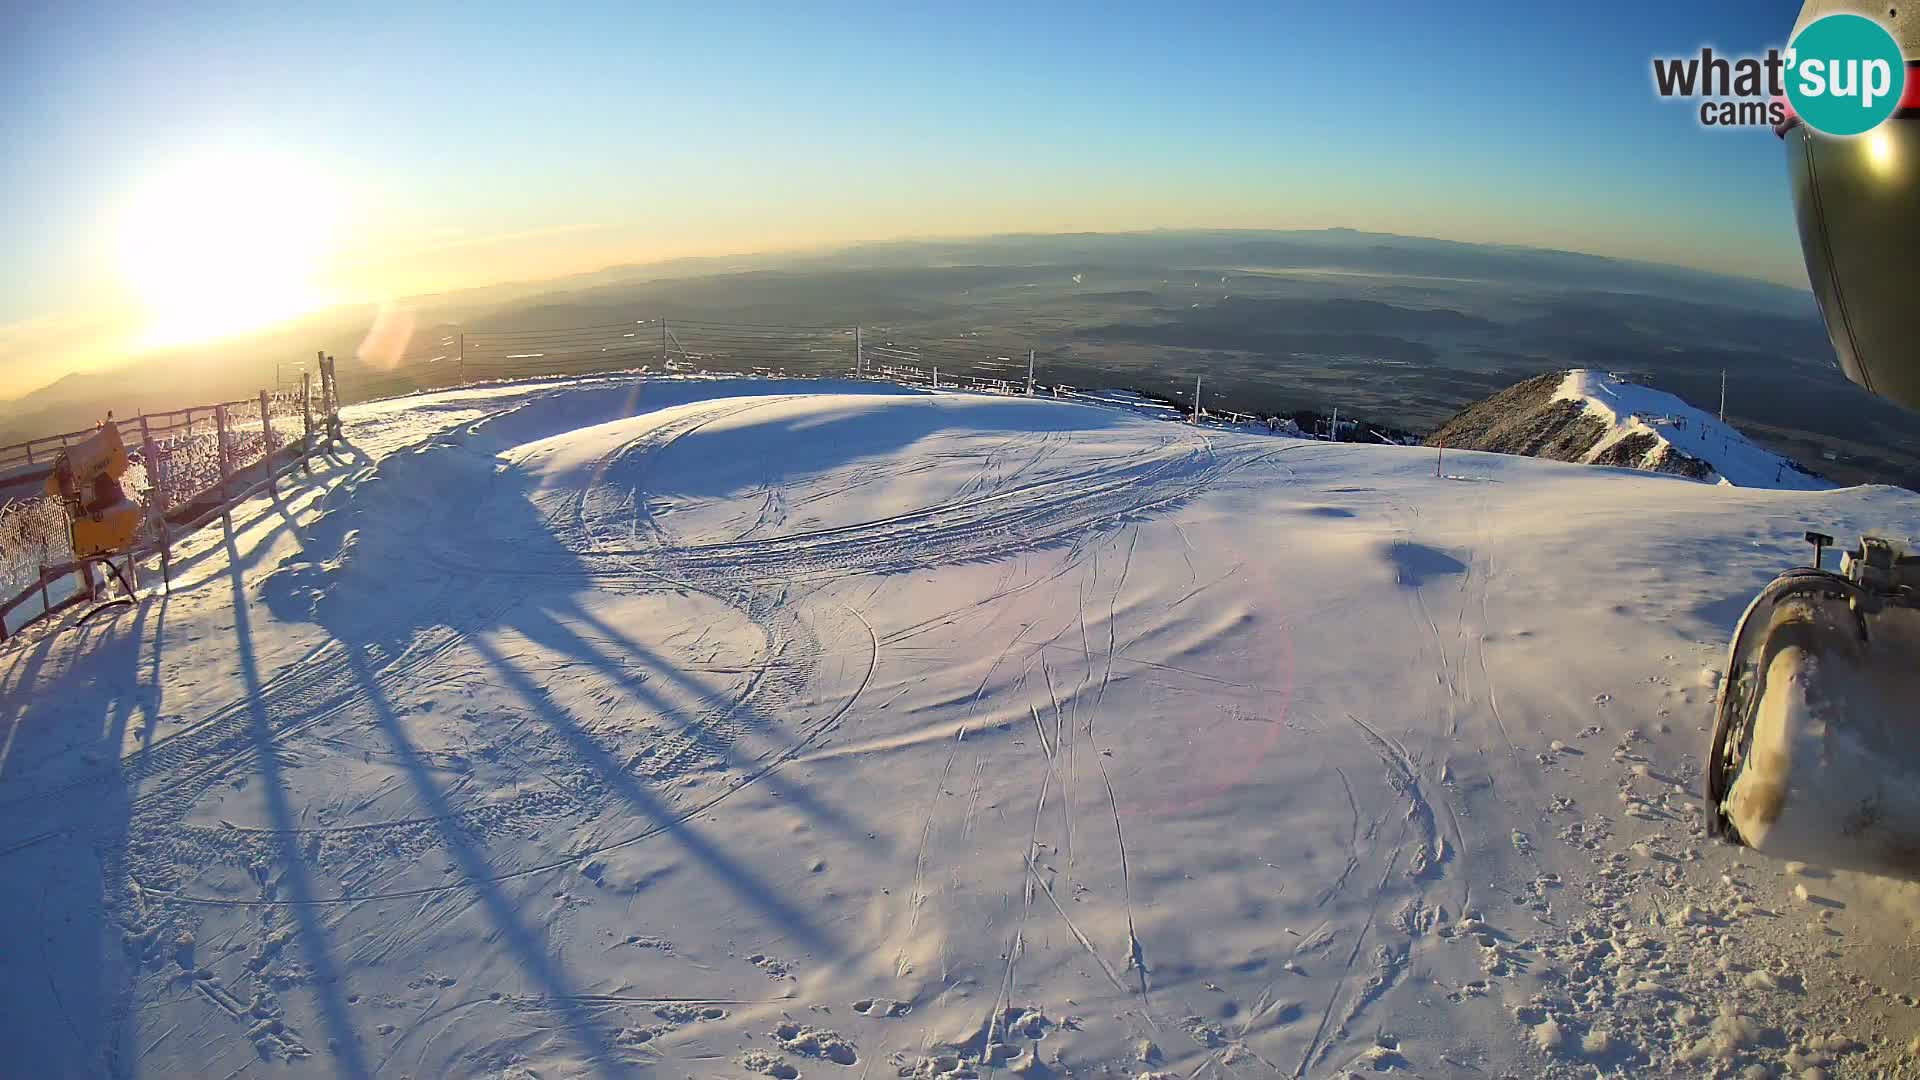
[{"left": 6, "top": 229, "right": 1918, "bottom": 491}]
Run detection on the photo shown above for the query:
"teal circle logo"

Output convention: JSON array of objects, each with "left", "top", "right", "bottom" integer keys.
[{"left": 1787, "top": 13, "right": 1906, "bottom": 136}]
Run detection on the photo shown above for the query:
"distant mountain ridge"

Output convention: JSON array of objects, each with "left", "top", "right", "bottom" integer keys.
[{"left": 1425, "top": 369, "right": 1831, "bottom": 490}]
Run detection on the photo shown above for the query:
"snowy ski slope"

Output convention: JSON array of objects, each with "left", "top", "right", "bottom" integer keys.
[{"left": 3, "top": 374, "right": 1919, "bottom": 1079}]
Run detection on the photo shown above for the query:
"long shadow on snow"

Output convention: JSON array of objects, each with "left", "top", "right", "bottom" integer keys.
[
  {"left": 198, "top": 468, "right": 643, "bottom": 1078},
  {"left": 0, "top": 579, "right": 158, "bottom": 1075},
  {"left": 513, "top": 600, "right": 882, "bottom": 853},
  {"left": 0, "top": 378, "right": 1157, "bottom": 1076},
  {"left": 224, "top": 379, "right": 927, "bottom": 1066},
  {"left": 338, "top": 638, "right": 641, "bottom": 1079},
  {"left": 291, "top": 386, "right": 876, "bottom": 888},
  {"left": 226, "top": 377, "right": 1204, "bottom": 1070},
  {"left": 158, "top": 453, "right": 353, "bottom": 581},
  {"left": 222, "top": 517, "right": 377, "bottom": 1078}
]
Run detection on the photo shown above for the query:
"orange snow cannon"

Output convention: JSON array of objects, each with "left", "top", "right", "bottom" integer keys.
[{"left": 43, "top": 422, "right": 144, "bottom": 558}]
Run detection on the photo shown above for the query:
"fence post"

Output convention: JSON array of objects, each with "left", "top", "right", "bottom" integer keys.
[
  {"left": 316, "top": 350, "right": 329, "bottom": 440},
  {"left": 321, "top": 353, "right": 342, "bottom": 446},
  {"left": 1027, "top": 350, "right": 1035, "bottom": 396},
  {"left": 259, "top": 389, "right": 276, "bottom": 488},
  {"left": 458, "top": 332, "right": 467, "bottom": 386},
  {"left": 660, "top": 319, "right": 668, "bottom": 366},
  {"left": 855, "top": 326, "right": 863, "bottom": 377},
  {"left": 214, "top": 403, "right": 232, "bottom": 498},
  {"left": 302, "top": 372, "right": 314, "bottom": 475},
  {"left": 139, "top": 414, "right": 172, "bottom": 593},
  {"left": 932, "top": 367, "right": 939, "bottom": 390}
]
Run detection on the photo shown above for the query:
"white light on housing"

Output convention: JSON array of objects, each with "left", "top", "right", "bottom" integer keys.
[{"left": 1867, "top": 129, "right": 1897, "bottom": 175}]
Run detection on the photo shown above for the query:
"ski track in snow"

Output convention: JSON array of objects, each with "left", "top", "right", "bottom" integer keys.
[{"left": 4, "top": 374, "right": 1920, "bottom": 1079}]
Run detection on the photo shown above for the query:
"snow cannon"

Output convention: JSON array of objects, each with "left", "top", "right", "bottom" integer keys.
[
  {"left": 1708, "top": 536, "right": 1920, "bottom": 879},
  {"left": 1704, "top": 0, "right": 1920, "bottom": 881},
  {"left": 43, "top": 421, "right": 144, "bottom": 558}
]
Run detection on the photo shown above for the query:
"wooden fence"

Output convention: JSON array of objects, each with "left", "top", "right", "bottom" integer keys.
[{"left": 0, "top": 355, "right": 342, "bottom": 640}]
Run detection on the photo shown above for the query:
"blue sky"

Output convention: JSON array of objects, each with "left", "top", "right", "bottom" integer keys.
[{"left": 2, "top": 0, "right": 1809, "bottom": 389}]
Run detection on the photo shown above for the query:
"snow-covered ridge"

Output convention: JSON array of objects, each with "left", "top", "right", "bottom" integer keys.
[
  {"left": 1552, "top": 370, "right": 1830, "bottom": 490},
  {"left": 1427, "top": 369, "right": 1831, "bottom": 491}
]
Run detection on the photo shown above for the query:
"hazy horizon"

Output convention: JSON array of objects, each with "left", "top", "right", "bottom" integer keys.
[{"left": 0, "top": 224, "right": 1815, "bottom": 404}]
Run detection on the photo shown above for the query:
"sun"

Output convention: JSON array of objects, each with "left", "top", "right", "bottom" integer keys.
[{"left": 118, "top": 153, "right": 341, "bottom": 348}]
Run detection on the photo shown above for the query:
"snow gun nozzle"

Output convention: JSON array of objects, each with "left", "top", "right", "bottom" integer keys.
[{"left": 1804, "top": 530, "right": 1834, "bottom": 570}]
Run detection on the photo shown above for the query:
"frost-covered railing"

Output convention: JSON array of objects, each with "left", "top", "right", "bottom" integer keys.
[
  {"left": 0, "top": 497, "right": 73, "bottom": 621},
  {"left": 0, "top": 363, "right": 342, "bottom": 640},
  {"left": 121, "top": 390, "right": 313, "bottom": 524}
]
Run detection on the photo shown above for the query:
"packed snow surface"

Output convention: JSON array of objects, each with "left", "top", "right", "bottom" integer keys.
[
  {"left": 1554, "top": 369, "right": 1832, "bottom": 490},
  {"left": 5, "top": 375, "right": 1920, "bottom": 1079}
]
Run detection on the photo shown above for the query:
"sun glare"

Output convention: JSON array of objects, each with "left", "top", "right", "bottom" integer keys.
[{"left": 118, "top": 154, "right": 341, "bottom": 348}]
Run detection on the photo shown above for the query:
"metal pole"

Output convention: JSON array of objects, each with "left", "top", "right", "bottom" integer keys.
[
  {"left": 1331, "top": 406, "right": 1339, "bottom": 442},
  {"left": 1192, "top": 374, "right": 1202, "bottom": 422},
  {"left": 660, "top": 318, "right": 668, "bottom": 366},
  {"left": 459, "top": 332, "right": 468, "bottom": 386},
  {"left": 1027, "top": 350, "right": 1035, "bottom": 396},
  {"left": 855, "top": 326, "right": 863, "bottom": 377},
  {"left": 1720, "top": 369, "right": 1727, "bottom": 423}
]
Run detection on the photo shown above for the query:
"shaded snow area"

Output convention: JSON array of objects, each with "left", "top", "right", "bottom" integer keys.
[
  {"left": 1553, "top": 370, "right": 1833, "bottom": 491},
  {"left": 8, "top": 375, "right": 1920, "bottom": 1080}
]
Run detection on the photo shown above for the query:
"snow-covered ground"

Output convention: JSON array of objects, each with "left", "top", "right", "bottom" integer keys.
[
  {"left": 1554, "top": 370, "right": 1832, "bottom": 491},
  {"left": 5, "top": 374, "right": 1920, "bottom": 1080}
]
